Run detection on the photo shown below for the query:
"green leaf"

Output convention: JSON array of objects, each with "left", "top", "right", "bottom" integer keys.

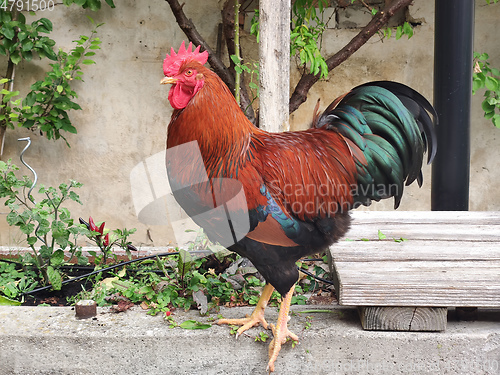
[
  {"left": 0, "top": 295, "right": 21, "bottom": 306},
  {"left": 179, "top": 320, "right": 212, "bottom": 330},
  {"left": 47, "top": 266, "right": 63, "bottom": 290},
  {"left": 51, "top": 249, "right": 66, "bottom": 266},
  {"left": 485, "top": 76, "right": 499, "bottom": 91},
  {"left": 19, "top": 223, "right": 35, "bottom": 235},
  {"left": 395, "top": 26, "right": 403, "bottom": 40},
  {"left": 61, "top": 123, "right": 77, "bottom": 134},
  {"left": 10, "top": 53, "right": 22, "bottom": 65},
  {"left": 38, "top": 18, "right": 53, "bottom": 33},
  {"left": 27, "top": 236, "right": 38, "bottom": 246},
  {"left": 482, "top": 100, "right": 495, "bottom": 114},
  {"left": 378, "top": 230, "right": 387, "bottom": 240},
  {"left": 403, "top": 22, "right": 413, "bottom": 39},
  {"left": 230, "top": 54, "right": 241, "bottom": 65},
  {"left": 1, "top": 24, "right": 15, "bottom": 40},
  {"left": 478, "top": 53, "right": 489, "bottom": 61},
  {"left": 21, "top": 50, "right": 33, "bottom": 61},
  {"left": 88, "top": 0, "right": 102, "bottom": 11},
  {"left": 472, "top": 78, "right": 484, "bottom": 94},
  {"left": 493, "top": 114, "right": 500, "bottom": 129},
  {"left": 177, "top": 249, "right": 192, "bottom": 277}
]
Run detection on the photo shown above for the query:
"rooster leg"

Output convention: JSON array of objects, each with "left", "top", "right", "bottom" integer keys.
[
  {"left": 217, "top": 283, "right": 274, "bottom": 337},
  {"left": 267, "top": 284, "right": 299, "bottom": 373}
]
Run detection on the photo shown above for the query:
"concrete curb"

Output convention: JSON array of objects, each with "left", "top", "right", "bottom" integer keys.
[{"left": 0, "top": 305, "right": 499, "bottom": 375}]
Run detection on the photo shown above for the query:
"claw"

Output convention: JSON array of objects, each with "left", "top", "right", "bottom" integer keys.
[
  {"left": 217, "top": 282, "right": 299, "bottom": 373},
  {"left": 217, "top": 283, "right": 275, "bottom": 336}
]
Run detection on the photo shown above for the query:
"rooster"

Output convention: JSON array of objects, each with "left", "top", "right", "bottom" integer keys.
[{"left": 160, "top": 42, "right": 436, "bottom": 372}]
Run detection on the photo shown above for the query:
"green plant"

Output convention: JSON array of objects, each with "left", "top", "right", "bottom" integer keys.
[
  {"left": 229, "top": 324, "right": 239, "bottom": 335},
  {"left": 0, "top": 9, "right": 57, "bottom": 64},
  {"left": 304, "top": 315, "right": 313, "bottom": 330},
  {"left": 250, "top": 1, "right": 331, "bottom": 79},
  {"left": 0, "top": 1, "right": 113, "bottom": 150},
  {"left": 0, "top": 260, "right": 38, "bottom": 301},
  {"left": 381, "top": 21, "right": 414, "bottom": 40},
  {"left": 0, "top": 18, "right": 103, "bottom": 145},
  {"left": 0, "top": 160, "right": 88, "bottom": 288},
  {"left": 21, "top": 20, "right": 103, "bottom": 144},
  {"left": 291, "top": 284, "right": 308, "bottom": 305},
  {"left": 70, "top": 238, "right": 319, "bottom": 316},
  {"left": 349, "top": 0, "right": 414, "bottom": 40},
  {"left": 255, "top": 331, "right": 269, "bottom": 342},
  {"left": 473, "top": 52, "right": 500, "bottom": 128},
  {"left": 62, "top": 0, "right": 115, "bottom": 10},
  {"left": 0, "top": 159, "right": 136, "bottom": 295},
  {"left": 79, "top": 216, "right": 137, "bottom": 266},
  {"left": 230, "top": 54, "right": 259, "bottom": 109},
  {"left": 290, "top": 0, "right": 330, "bottom": 78}
]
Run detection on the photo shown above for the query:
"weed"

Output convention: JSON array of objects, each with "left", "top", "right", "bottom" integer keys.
[
  {"left": 229, "top": 325, "right": 239, "bottom": 336},
  {"left": 304, "top": 315, "right": 313, "bottom": 330},
  {"left": 255, "top": 331, "right": 269, "bottom": 342}
]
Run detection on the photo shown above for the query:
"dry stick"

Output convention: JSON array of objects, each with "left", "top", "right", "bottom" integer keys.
[
  {"left": 234, "top": 0, "right": 241, "bottom": 105},
  {"left": 221, "top": 0, "right": 256, "bottom": 123}
]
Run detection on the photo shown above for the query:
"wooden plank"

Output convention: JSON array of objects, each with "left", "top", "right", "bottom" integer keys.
[
  {"left": 358, "top": 306, "right": 447, "bottom": 331},
  {"left": 350, "top": 210, "right": 500, "bottom": 224},
  {"left": 344, "top": 223, "right": 500, "bottom": 241},
  {"left": 343, "top": 211, "right": 500, "bottom": 241},
  {"left": 259, "top": 0, "right": 290, "bottom": 132},
  {"left": 345, "top": 224, "right": 499, "bottom": 241},
  {"left": 331, "top": 241, "right": 500, "bottom": 262},
  {"left": 334, "top": 260, "right": 500, "bottom": 307},
  {"left": 329, "top": 211, "right": 500, "bottom": 309}
]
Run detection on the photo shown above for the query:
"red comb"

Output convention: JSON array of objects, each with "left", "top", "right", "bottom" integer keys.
[{"left": 163, "top": 41, "right": 209, "bottom": 76}]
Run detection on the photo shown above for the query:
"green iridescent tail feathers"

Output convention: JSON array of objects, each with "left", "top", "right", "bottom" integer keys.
[{"left": 315, "top": 81, "right": 437, "bottom": 209}]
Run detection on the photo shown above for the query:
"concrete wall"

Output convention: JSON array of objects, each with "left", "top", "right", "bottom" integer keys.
[{"left": 0, "top": 0, "right": 499, "bottom": 249}]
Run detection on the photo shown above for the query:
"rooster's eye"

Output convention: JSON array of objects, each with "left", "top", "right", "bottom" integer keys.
[{"left": 185, "top": 70, "right": 194, "bottom": 77}]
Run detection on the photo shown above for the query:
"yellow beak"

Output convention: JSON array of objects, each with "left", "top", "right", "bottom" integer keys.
[{"left": 161, "top": 76, "right": 177, "bottom": 85}]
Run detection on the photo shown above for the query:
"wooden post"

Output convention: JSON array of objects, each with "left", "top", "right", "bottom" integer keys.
[{"left": 259, "top": 0, "right": 290, "bottom": 132}]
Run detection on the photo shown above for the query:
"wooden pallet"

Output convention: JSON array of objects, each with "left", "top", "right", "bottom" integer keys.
[{"left": 328, "top": 211, "right": 500, "bottom": 331}]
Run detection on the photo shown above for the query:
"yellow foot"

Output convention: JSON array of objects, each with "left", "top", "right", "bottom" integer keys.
[
  {"left": 267, "top": 321, "right": 299, "bottom": 373},
  {"left": 217, "top": 283, "right": 274, "bottom": 338},
  {"left": 266, "top": 286, "right": 298, "bottom": 373},
  {"left": 217, "top": 312, "right": 269, "bottom": 338}
]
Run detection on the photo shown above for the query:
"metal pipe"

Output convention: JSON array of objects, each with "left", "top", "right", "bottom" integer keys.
[
  {"left": 431, "top": 0, "right": 474, "bottom": 211},
  {"left": 18, "top": 137, "right": 45, "bottom": 245},
  {"left": 18, "top": 137, "right": 38, "bottom": 204}
]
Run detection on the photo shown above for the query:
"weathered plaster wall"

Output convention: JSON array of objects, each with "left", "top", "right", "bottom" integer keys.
[{"left": 0, "top": 0, "right": 498, "bottom": 248}]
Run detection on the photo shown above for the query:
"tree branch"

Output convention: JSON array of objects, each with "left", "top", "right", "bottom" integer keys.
[
  {"left": 289, "top": 0, "right": 414, "bottom": 114},
  {"left": 221, "top": 1, "right": 256, "bottom": 122}
]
